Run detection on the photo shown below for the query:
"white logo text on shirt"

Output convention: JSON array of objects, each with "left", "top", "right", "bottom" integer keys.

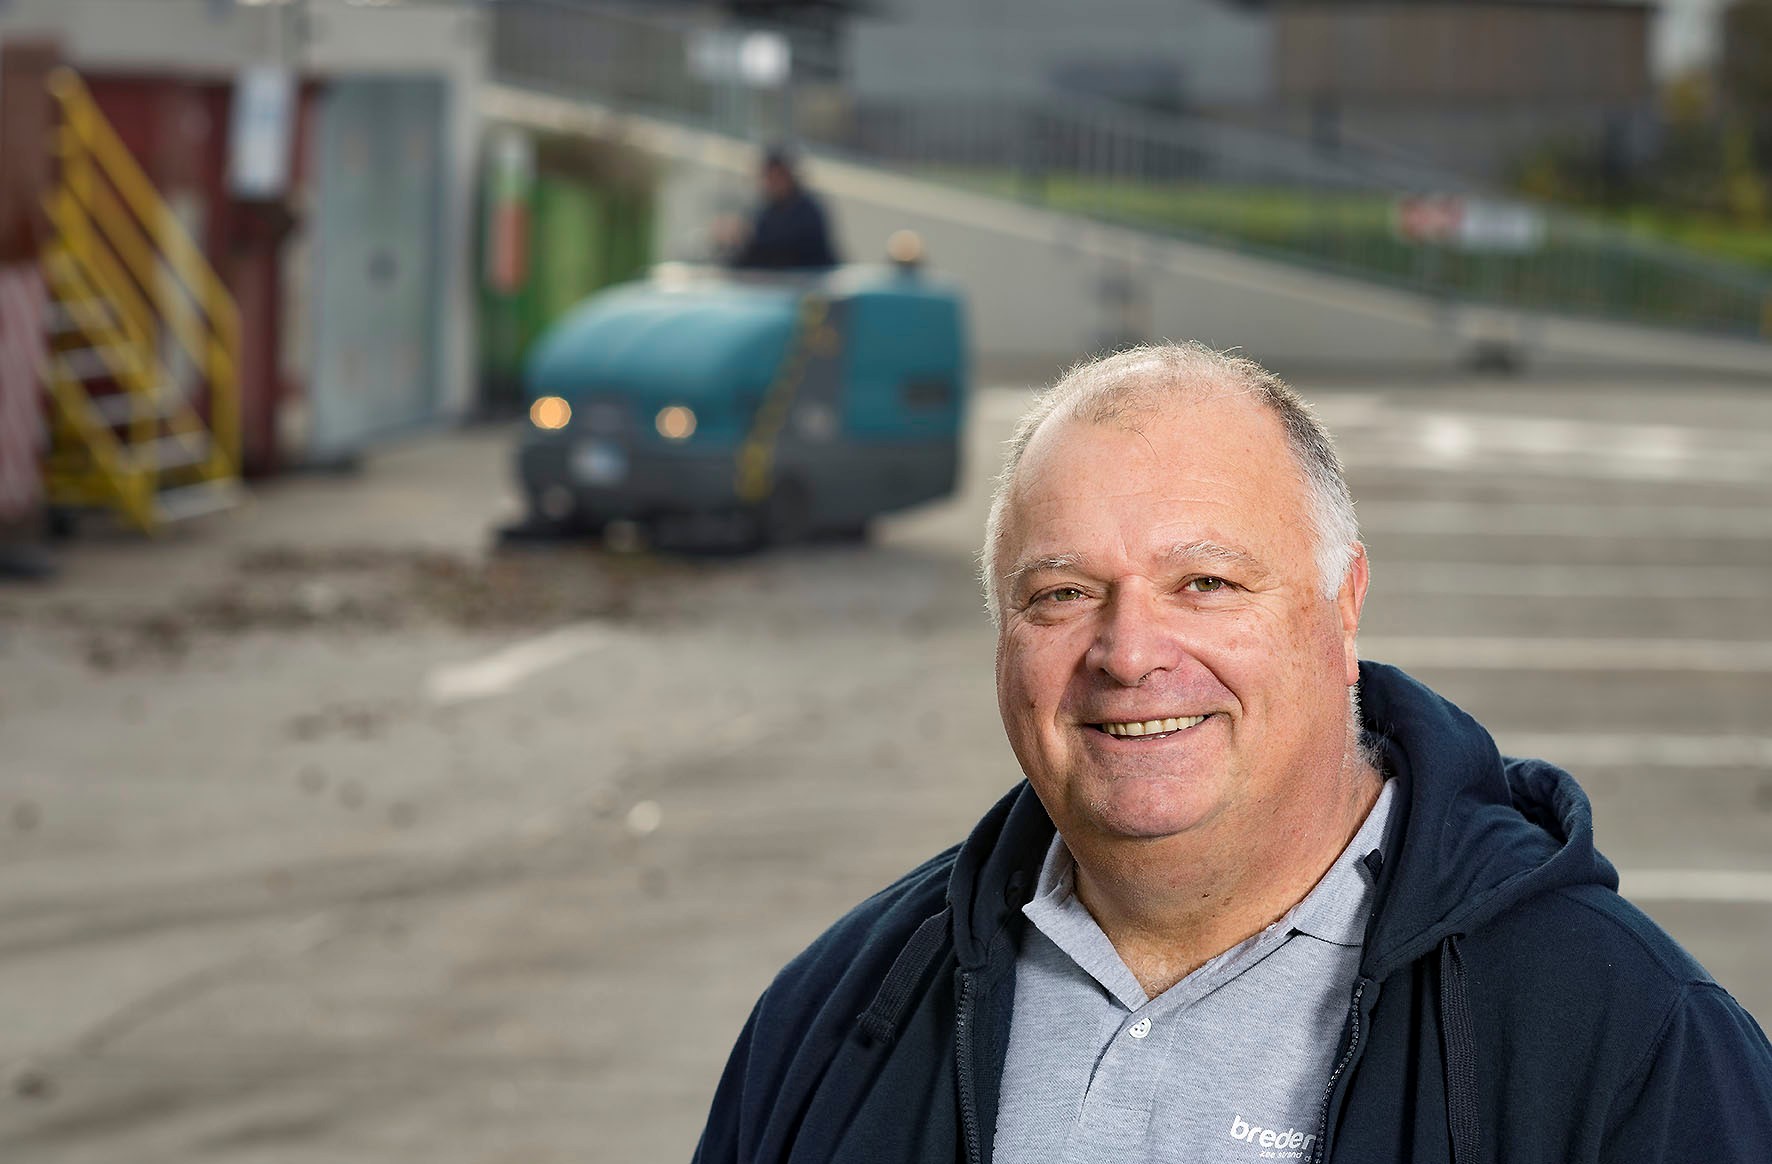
[{"left": 1228, "top": 1113, "right": 1317, "bottom": 1159}]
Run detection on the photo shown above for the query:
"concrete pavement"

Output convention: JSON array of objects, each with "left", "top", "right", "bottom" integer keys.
[{"left": 1, "top": 375, "right": 1769, "bottom": 1162}]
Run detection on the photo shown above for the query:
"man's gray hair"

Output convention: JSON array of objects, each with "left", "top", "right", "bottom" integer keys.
[{"left": 980, "top": 343, "right": 1361, "bottom": 626}]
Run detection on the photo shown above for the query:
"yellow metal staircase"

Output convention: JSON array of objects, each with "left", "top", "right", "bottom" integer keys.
[{"left": 41, "top": 67, "right": 243, "bottom": 534}]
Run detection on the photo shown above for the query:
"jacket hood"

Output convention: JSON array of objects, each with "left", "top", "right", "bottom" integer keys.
[
  {"left": 941, "top": 662, "right": 1618, "bottom": 977},
  {"left": 1357, "top": 661, "right": 1618, "bottom": 977}
]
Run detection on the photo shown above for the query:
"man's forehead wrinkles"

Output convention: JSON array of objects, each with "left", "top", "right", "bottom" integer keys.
[{"left": 1023, "top": 481, "right": 1161, "bottom": 506}]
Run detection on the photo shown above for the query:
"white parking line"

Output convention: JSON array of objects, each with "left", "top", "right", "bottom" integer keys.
[
  {"left": 1373, "top": 562, "right": 1772, "bottom": 600},
  {"left": 1361, "top": 636, "right": 1772, "bottom": 674},
  {"left": 1357, "top": 500, "right": 1772, "bottom": 540},
  {"left": 1338, "top": 410, "right": 1772, "bottom": 486},
  {"left": 1494, "top": 734, "right": 1772, "bottom": 769},
  {"left": 425, "top": 624, "right": 615, "bottom": 706},
  {"left": 1347, "top": 447, "right": 1772, "bottom": 486},
  {"left": 1621, "top": 870, "right": 1772, "bottom": 904}
]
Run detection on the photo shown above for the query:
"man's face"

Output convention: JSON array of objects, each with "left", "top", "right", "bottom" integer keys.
[
  {"left": 993, "top": 390, "right": 1367, "bottom": 849},
  {"left": 762, "top": 162, "right": 794, "bottom": 202}
]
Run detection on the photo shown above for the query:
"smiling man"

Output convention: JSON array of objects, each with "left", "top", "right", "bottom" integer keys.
[{"left": 693, "top": 344, "right": 1772, "bottom": 1164}]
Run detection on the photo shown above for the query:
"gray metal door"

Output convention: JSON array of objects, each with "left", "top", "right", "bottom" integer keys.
[{"left": 308, "top": 77, "right": 445, "bottom": 459}]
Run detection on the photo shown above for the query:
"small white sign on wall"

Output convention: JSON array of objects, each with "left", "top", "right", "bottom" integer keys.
[{"left": 228, "top": 65, "right": 295, "bottom": 200}]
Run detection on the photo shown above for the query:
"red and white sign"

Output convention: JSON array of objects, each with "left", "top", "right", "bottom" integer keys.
[
  {"left": 1394, "top": 195, "right": 1464, "bottom": 244},
  {"left": 1394, "top": 195, "right": 1546, "bottom": 254},
  {"left": 484, "top": 128, "right": 533, "bottom": 294}
]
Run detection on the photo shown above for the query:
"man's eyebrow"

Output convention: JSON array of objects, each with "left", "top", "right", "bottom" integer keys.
[
  {"left": 1003, "top": 542, "right": 1271, "bottom": 596},
  {"left": 1166, "top": 540, "right": 1271, "bottom": 577},
  {"left": 1002, "top": 553, "right": 1085, "bottom": 593}
]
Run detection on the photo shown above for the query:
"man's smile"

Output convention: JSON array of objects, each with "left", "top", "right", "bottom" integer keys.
[{"left": 1090, "top": 713, "right": 1214, "bottom": 739}]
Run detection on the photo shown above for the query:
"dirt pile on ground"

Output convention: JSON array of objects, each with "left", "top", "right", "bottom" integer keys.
[{"left": 23, "top": 544, "right": 698, "bottom": 670}]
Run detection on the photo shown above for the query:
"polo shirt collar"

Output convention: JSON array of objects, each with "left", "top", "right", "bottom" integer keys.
[
  {"left": 1287, "top": 777, "right": 1396, "bottom": 947},
  {"left": 1023, "top": 779, "right": 1396, "bottom": 1004}
]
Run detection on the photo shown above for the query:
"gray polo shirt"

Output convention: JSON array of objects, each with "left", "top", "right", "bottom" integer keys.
[{"left": 993, "top": 780, "right": 1395, "bottom": 1164}]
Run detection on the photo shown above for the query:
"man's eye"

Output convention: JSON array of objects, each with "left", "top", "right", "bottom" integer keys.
[
  {"left": 1038, "top": 586, "right": 1086, "bottom": 604},
  {"left": 1184, "top": 577, "right": 1228, "bottom": 593}
]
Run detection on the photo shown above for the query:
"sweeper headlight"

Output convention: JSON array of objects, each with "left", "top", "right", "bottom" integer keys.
[
  {"left": 655, "top": 405, "right": 697, "bottom": 441},
  {"left": 530, "top": 396, "right": 572, "bottom": 430}
]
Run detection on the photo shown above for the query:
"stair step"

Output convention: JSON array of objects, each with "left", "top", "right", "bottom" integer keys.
[
  {"left": 154, "top": 479, "right": 243, "bottom": 525},
  {"left": 46, "top": 299, "right": 119, "bottom": 336},
  {"left": 51, "top": 345, "right": 145, "bottom": 383},
  {"left": 129, "top": 433, "right": 212, "bottom": 472},
  {"left": 88, "top": 389, "right": 185, "bottom": 427}
]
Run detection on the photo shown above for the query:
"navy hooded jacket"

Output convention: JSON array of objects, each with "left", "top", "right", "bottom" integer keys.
[{"left": 694, "top": 662, "right": 1772, "bottom": 1162}]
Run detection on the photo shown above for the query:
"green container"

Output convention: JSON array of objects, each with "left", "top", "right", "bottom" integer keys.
[{"left": 479, "top": 140, "right": 656, "bottom": 413}]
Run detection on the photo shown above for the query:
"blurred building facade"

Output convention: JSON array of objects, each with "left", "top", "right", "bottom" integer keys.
[
  {"left": 1264, "top": 1, "right": 1654, "bottom": 181},
  {"left": 848, "top": 0, "right": 1270, "bottom": 109},
  {"left": 842, "top": 0, "right": 1653, "bottom": 182}
]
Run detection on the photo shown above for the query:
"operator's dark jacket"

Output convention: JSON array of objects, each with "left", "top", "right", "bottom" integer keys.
[
  {"left": 694, "top": 662, "right": 1772, "bottom": 1163},
  {"left": 730, "top": 190, "right": 839, "bottom": 271}
]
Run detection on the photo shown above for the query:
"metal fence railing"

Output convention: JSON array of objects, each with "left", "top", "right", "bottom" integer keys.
[{"left": 489, "top": 0, "right": 1772, "bottom": 340}]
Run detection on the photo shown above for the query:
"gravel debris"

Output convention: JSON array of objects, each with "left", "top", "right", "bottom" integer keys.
[{"left": 26, "top": 544, "right": 704, "bottom": 670}]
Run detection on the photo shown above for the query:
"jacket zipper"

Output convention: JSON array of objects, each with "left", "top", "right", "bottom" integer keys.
[
  {"left": 956, "top": 970, "right": 983, "bottom": 1164},
  {"left": 1310, "top": 979, "right": 1367, "bottom": 1164}
]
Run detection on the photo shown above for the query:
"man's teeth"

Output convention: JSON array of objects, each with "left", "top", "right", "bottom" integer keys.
[{"left": 1100, "top": 715, "right": 1207, "bottom": 737}]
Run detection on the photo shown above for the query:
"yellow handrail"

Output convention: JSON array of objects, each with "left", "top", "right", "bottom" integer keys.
[
  {"left": 45, "top": 190, "right": 156, "bottom": 353},
  {"left": 49, "top": 68, "right": 240, "bottom": 345},
  {"left": 60, "top": 174, "right": 238, "bottom": 399},
  {"left": 46, "top": 241, "right": 210, "bottom": 450}
]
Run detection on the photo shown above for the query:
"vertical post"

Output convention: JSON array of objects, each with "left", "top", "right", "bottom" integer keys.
[
  {"left": 210, "top": 321, "right": 237, "bottom": 478},
  {"left": 0, "top": 42, "right": 61, "bottom": 575}
]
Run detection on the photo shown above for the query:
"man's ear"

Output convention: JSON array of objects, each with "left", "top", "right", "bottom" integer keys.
[{"left": 1337, "top": 543, "right": 1369, "bottom": 687}]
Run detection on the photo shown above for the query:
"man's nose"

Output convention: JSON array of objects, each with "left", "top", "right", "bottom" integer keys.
[{"left": 1085, "top": 584, "right": 1183, "bottom": 687}]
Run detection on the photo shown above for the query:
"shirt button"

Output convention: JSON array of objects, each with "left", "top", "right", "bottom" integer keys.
[{"left": 1128, "top": 1017, "right": 1152, "bottom": 1040}]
